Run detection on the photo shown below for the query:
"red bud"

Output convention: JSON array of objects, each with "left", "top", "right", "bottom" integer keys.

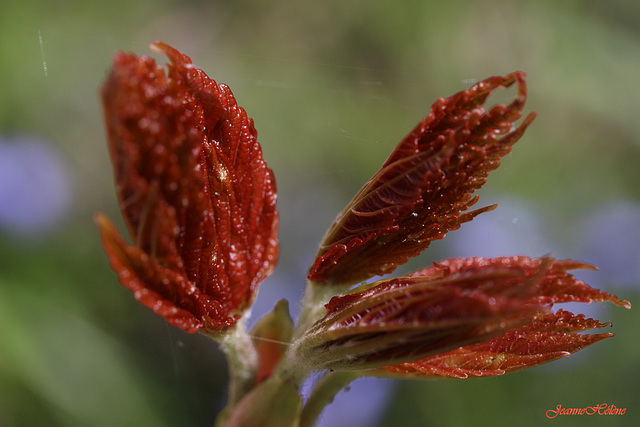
[{"left": 97, "top": 42, "right": 278, "bottom": 333}]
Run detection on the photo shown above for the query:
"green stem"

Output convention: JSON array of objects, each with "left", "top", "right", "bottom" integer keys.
[
  {"left": 299, "top": 371, "right": 359, "bottom": 427},
  {"left": 293, "top": 280, "right": 351, "bottom": 340},
  {"left": 212, "top": 281, "right": 354, "bottom": 426},
  {"left": 208, "top": 317, "right": 258, "bottom": 427},
  {"left": 222, "top": 374, "right": 303, "bottom": 427},
  {"left": 273, "top": 280, "right": 353, "bottom": 389}
]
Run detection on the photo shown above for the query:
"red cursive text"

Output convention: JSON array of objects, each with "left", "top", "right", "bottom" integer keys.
[{"left": 546, "top": 403, "right": 627, "bottom": 419}]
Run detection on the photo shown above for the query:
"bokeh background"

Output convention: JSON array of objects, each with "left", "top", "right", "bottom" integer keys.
[{"left": 1, "top": 0, "right": 638, "bottom": 426}]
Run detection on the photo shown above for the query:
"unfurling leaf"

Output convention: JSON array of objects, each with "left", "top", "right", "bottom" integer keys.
[
  {"left": 377, "top": 309, "right": 614, "bottom": 379},
  {"left": 97, "top": 42, "right": 278, "bottom": 333},
  {"left": 308, "top": 72, "right": 536, "bottom": 286},
  {"left": 370, "top": 257, "right": 630, "bottom": 378},
  {"left": 298, "top": 256, "right": 629, "bottom": 372}
]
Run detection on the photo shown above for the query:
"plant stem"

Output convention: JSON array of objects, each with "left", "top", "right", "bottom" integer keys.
[
  {"left": 293, "top": 280, "right": 351, "bottom": 340},
  {"left": 209, "top": 317, "right": 258, "bottom": 426},
  {"left": 213, "top": 281, "right": 354, "bottom": 426}
]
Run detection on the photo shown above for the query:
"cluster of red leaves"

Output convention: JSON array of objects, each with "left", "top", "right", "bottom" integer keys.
[
  {"left": 98, "top": 43, "right": 629, "bottom": 380},
  {"left": 97, "top": 42, "right": 277, "bottom": 333},
  {"left": 297, "top": 70, "right": 630, "bottom": 376}
]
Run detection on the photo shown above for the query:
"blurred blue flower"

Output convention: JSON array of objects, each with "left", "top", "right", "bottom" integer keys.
[
  {"left": 0, "top": 135, "right": 72, "bottom": 237},
  {"left": 576, "top": 201, "right": 640, "bottom": 289},
  {"left": 315, "top": 377, "right": 394, "bottom": 427},
  {"left": 446, "top": 195, "right": 555, "bottom": 258}
]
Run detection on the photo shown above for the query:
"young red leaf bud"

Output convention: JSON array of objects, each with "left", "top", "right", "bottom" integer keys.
[
  {"left": 308, "top": 72, "right": 536, "bottom": 286},
  {"left": 377, "top": 309, "right": 615, "bottom": 379},
  {"left": 297, "top": 257, "right": 629, "bottom": 372},
  {"left": 367, "top": 257, "right": 630, "bottom": 378},
  {"left": 251, "top": 299, "right": 294, "bottom": 384},
  {"left": 97, "top": 42, "right": 278, "bottom": 333}
]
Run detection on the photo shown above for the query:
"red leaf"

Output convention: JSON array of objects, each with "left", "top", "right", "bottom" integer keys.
[
  {"left": 297, "top": 256, "right": 629, "bottom": 371},
  {"left": 97, "top": 42, "right": 278, "bottom": 333},
  {"left": 308, "top": 72, "right": 536, "bottom": 285},
  {"left": 409, "top": 256, "right": 631, "bottom": 308},
  {"left": 379, "top": 310, "right": 615, "bottom": 379},
  {"left": 298, "top": 259, "right": 546, "bottom": 371}
]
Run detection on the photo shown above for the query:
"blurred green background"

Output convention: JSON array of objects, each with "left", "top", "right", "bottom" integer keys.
[{"left": 1, "top": 0, "right": 638, "bottom": 426}]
